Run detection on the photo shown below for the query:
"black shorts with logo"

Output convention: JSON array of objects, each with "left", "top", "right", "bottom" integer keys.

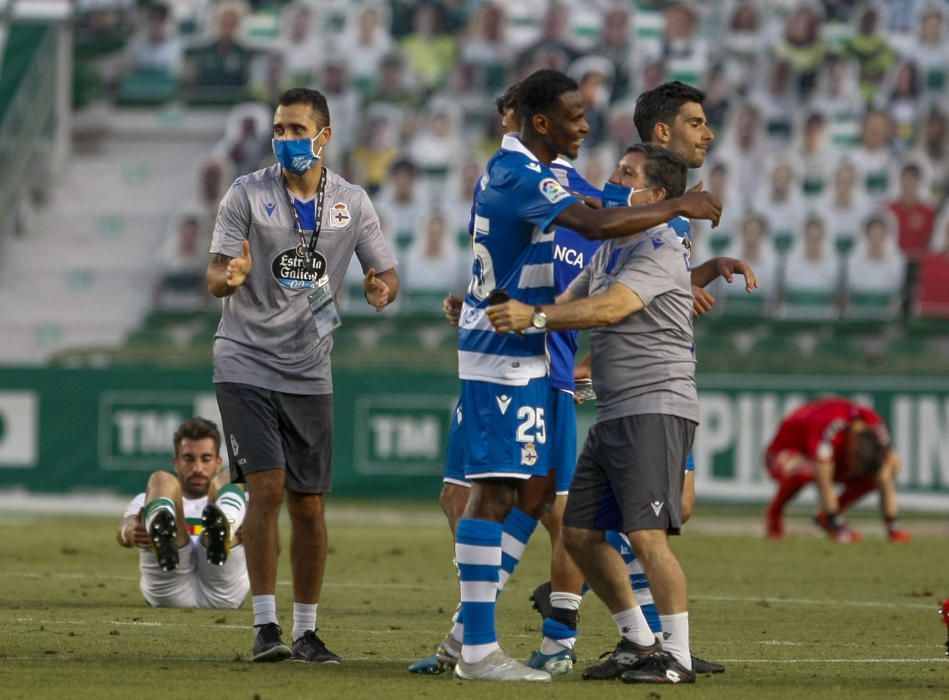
[
  {"left": 563, "top": 413, "right": 696, "bottom": 534},
  {"left": 215, "top": 382, "right": 333, "bottom": 494}
]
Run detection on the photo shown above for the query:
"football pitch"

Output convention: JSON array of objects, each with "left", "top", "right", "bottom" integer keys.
[{"left": 1, "top": 503, "right": 947, "bottom": 699}]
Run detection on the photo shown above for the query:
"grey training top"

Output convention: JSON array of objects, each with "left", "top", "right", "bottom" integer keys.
[
  {"left": 210, "top": 164, "right": 397, "bottom": 394},
  {"left": 567, "top": 223, "right": 699, "bottom": 425}
]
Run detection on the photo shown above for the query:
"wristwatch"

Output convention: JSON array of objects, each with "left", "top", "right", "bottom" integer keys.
[{"left": 531, "top": 306, "right": 548, "bottom": 330}]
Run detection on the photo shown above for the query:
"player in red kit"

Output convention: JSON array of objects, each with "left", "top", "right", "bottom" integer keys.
[{"left": 764, "top": 397, "right": 910, "bottom": 543}]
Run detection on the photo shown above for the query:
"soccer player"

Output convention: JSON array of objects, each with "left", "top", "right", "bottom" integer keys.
[
  {"left": 117, "top": 417, "right": 249, "bottom": 609},
  {"left": 449, "top": 69, "right": 721, "bottom": 682},
  {"left": 764, "top": 397, "right": 911, "bottom": 543},
  {"left": 530, "top": 81, "right": 739, "bottom": 676},
  {"left": 206, "top": 87, "right": 398, "bottom": 663},
  {"left": 487, "top": 143, "right": 703, "bottom": 684}
]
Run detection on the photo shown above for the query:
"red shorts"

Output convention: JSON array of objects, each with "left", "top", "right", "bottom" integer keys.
[{"left": 765, "top": 449, "right": 815, "bottom": 481}]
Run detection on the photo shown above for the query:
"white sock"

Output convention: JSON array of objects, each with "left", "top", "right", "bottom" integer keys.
[
  {"left": 143, "top": 497, "right": 176, "bottom": 531},
  {"left": 449, "top": 607, "right": 464, "bottom": 645},
  {"left": 613, "top": 607, "right": 655, "bottom": 646},
  {"left": 539, "top": 592, "right": 582, "bottom": 654},
  {"left": 215, "top": 484, "right": 246, "bottom": 541},
  {"left": 252, "top": 594, "right": 278, "bottom": 627},
  {"left": 292, "top": 602, "right": 318, "bottom": 642},
  {"left": 659, "top": 612, "right": 692, "bottom": 669}
]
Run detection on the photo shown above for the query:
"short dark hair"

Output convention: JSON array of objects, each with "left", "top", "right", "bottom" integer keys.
[
  {"left": 901, "top": 162, "right": 921, "bottom": 178},
  {"left": 173, "top": 417, "right": 222, "bottom": 458},
  {"left": 495, "top": 82, "right": 520, "bottom": 116},
  {"left": 278, "top": 87, "right": 330, "bottom": 127},
  {"left": 855, "top": 429, "right": 886, "bottom": 477},
  {"left": 633, "top": 81, "right": 706, "bottom": 143},
  {"left": 390, "top": 158, "right": 416, "bottom": 177},
  {"left": 516, "top": 69, "right": 579, "bottom": 124},
  {"left": 624, "top": 143, "right": 688, "bottom": 199}
]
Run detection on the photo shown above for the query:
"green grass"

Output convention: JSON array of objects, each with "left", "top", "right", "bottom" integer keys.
[{"left": 1, "top": 503, "right": 947, "bottom": 699}]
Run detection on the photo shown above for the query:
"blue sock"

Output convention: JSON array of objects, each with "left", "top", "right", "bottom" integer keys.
[
  {"left": 455, "top": 518, "right": 502, "bottom": 663},
  {"left": 498, "top": 507, "right": 537, "bottom": 592},
  {"left": 606, "top": 530, "right": 662, "bottom": 635}
]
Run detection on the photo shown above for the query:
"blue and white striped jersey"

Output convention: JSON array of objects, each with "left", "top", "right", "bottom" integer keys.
[
  {"left": 547, "top": 159, "right": 603, "bottom": 392},
  {"left": 458, "top": 135, "right": 580, "bottom": 385}
]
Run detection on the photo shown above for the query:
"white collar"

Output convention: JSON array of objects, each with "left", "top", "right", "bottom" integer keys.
[{"left": 501, "top": 133, "right": 541, "bottom": 162}]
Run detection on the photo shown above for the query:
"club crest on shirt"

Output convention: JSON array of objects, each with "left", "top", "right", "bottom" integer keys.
[
  {"left": 539, "top": 177, "right": 569, "bottom": 204},
  {"left": 272, "top": 247, "right": 327, "bottom": 289},
  {"left": 520, "top": 441, "right": 538, "bottom": 466},
  {"left": 330, "top": 202, "right": 351, "bottom": 228}
]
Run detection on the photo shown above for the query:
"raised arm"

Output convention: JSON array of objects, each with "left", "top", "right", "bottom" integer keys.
[
  {"left": 553, "top": 191, "right": 722, "bottom": 242},
  {"left": 690, "top": 256, "right": 758, "bottom": 291},
  {"left": 206, "top": 240, "right": 252, "bottom": 298}
]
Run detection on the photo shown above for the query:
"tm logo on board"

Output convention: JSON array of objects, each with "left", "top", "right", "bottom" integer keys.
[
  {"left": 98, "top": 392, "right": 221, "bottom": 470},
  {"left": 354, "top": 395, "right": 455, "bottom": 476}
]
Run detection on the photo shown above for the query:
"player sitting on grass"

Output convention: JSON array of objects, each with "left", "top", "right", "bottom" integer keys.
[
  {"left": 764, "top": 397, "right": 911, "bottom": 543},
  {"left": 117, "top": 417, "right": 250, "bottom": 608}
]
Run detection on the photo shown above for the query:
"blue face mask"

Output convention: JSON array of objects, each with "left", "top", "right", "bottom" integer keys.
[
  {"left": 272, "top": 128, "right": 326, "bottom": 175},
  {"left": 601, "top": 181, "right": 632, "bottom": 208}
]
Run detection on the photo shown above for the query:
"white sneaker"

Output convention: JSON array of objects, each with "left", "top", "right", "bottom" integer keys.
[{"left": 454, "top": 648, "right": 552, "bottom": 682}]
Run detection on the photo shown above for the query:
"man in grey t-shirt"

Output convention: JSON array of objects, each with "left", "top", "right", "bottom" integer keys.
[
  {"left": 206, "top": 87, "right": 398, "bottom": 664},
  {"left": 486, "top": 145, "right": 700, "bottom": 685}
]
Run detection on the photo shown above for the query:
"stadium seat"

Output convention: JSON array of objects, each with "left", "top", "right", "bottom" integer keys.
[
  {"left": 844, "top": 290, "right": 900, "bottom": 320},
  {"left": 780, "top": 290, "right": 840, "bottom": 320},
  {"left": 116, "top": 70, "right": 179, "bottom": 106}
]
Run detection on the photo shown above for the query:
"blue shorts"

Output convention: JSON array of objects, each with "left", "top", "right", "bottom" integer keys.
[
  {"left": 551, "top": 388, "right": 577, "bottom": 494},
  {"left": 445, "top": 386, "right": 574, "bottom": 488},
  {"left": 443, "top": 399, "right": 467, "bottom": 487},
  {"left": 685, "top": 450, "right": 695, "bottom": 471},
  {"left": 460, "top": 377, "right": 553, "bottom": 481}
]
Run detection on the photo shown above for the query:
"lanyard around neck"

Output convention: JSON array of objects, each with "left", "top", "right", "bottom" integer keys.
[{"left": 284, "top": 169, "right": 327, "bottom": 261}]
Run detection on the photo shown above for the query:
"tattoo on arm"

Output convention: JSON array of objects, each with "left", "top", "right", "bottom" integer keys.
[{"left": 210, "top": 253, "right": 232, "bottom": 265}]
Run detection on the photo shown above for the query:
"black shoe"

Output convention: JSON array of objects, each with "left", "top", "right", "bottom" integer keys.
[
  {"left": 147, "top": 509, "right": 179, "bottom": 572},
  {"left": 581, "top": 637, "right": 660, "bottom": 680},
  {"left": 691, "top": 653, "right": 725, "bottom": 674},
  {"left": 201, "top": 503, "right": 231, "bottom": 566},
  {"left": 529, "top": 580, "right": 552, "bottom": 620},
  {"left": 252, "top": 623, "right": 291, "bottom": 662},
  {"left": 291, "top": 629, "right": 342, "bottom": 663},
  {"left": 620, "top": 649, "right": 696, "bottom": 684}
]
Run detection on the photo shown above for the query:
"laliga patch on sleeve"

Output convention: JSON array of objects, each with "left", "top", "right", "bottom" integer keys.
[{"left": 539, "top": 177, "right": 570, "bottom": 204}]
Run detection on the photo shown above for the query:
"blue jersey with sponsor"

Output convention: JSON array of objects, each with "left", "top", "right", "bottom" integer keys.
[
  {"left": 458, "top": 136, "right": 580, "bottom": 385},
  {"left": 547, "top": 160, "right": 603, "bottom": 391}
]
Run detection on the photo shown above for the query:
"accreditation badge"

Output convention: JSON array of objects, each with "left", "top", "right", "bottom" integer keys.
[{"left": 307, "top": 275, "right": 341, "bottom": 338}]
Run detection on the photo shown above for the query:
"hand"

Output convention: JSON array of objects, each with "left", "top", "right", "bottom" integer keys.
[
  {"left": 573, "top": 192, "right": 603, "bottom": 209},
  {"left": 443, "top": 294, "right": 462, "bottom": 326},
  {"left": 226, "top": 240, "right": 252, "bottom": 288},
  {"left": 127, "top": 521, "right": 151, "bottom": 549},
  {"left": 714, "top": 257, "right": 759, "bottom": 293},
  {"left": 692, "top": 285, "right": 716, "bottom": 316},
  {"left": 678, "top": 190, "right": 722, "bottom": 227},
  {"left": 486, "top": 299, "right": 533, "bottom": 333},
  {"left": 364, "top": 268, "right": 390, "bottom": 312}
]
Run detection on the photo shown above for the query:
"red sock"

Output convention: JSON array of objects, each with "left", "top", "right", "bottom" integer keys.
[
  {"left": 770, "top": 469, "right": 813, "bottom": 512},
  {"left": 838, "top": 480, "right": 875, "bottom": 513}
]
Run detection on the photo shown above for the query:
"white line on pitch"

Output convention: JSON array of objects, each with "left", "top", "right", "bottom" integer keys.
[{"left": 692, "top": 594, "right": 934, "bottom": 610}]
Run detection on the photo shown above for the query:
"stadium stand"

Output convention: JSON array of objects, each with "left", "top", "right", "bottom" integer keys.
[{"left": 0, "top": 0, "right": 946, "bottom": 375}]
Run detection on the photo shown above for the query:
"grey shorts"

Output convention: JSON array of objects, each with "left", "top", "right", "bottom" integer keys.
[
  {"left": 563, "top": 414, "right": 696, "bottom": 534},
  {"left": 215, "top": 382, "right": 333, "bottom": 494}
]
